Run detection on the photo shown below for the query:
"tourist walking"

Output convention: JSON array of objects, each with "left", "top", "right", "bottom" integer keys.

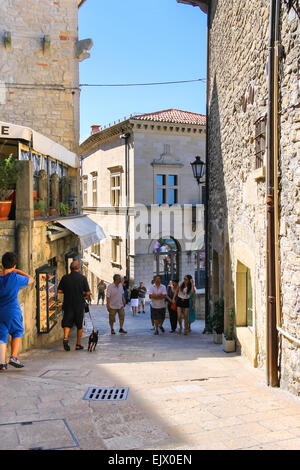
[
  {"left": 106, "top": 274, "right": 127, "bottom": 334},
  {"left": 138, "top": 282, "right": 147, "bottom": 313},
  {"left": 173, "top": 275, "right": 192, "bottom": 335},
  {"left": 130, "top": 285, "right": 139, "bottom": 316},
  {"left": 122, "top": 276, "right": 129, "bottom": 304},
  {"left": 149, "top": 275, "right": 167, "bottom": 335},
  {"left": 186, "top": 275, "right": 196, "bottom": 332},
  {"left": 58, "top": 261, "right": 91, "bottom": 351},
  {"left": 166, "top": 279, "right": 179, "bottom": 332},
  {"left": 149, "top": 279, "right": 155, "bottom": 330},
  {"left": 97, "top": 280, "right": 106, "bottom": 305},
  {"left": 0, "top": 252, "right": 34, "bottom": 371}
]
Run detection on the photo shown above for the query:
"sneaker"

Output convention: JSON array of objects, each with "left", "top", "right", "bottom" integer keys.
[
  {"left": 154, "top": 330, "right": 159, "bottom": 335},
  {"left": 63, "top": 339, "right": 70, "bottom": 351},
  {"left": 159, "top": 326, "right": 165, "bottom": 333},
  {"left": 119, "top": 328, "right": 127, "bottom": 334},
  {"left": 111, "top": 329, "right": 116, "bottom": 335}
]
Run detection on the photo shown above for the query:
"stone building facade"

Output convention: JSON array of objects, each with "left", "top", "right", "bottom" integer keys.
[
  {"left": 0, "top": 0, "right": 87, "bottom": 154},
  {"left": 178, "top": 0, "right": 299, "bottom": 395},
  {"left": 80, "top": 109, "right": 206, "bottom": 316}
]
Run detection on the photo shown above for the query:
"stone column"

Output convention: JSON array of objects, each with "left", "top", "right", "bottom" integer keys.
[{"left": 15, "top": 160, "right": 33, "bottom": 273}]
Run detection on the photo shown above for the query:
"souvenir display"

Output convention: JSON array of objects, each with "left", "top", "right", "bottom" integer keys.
[{"left": 36, "top": 265, "right": 62, "bottom": 333}]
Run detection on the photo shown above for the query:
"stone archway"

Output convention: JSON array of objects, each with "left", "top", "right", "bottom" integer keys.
[{"left": 152, "top": 237, "right": 180, "bottom": 286}]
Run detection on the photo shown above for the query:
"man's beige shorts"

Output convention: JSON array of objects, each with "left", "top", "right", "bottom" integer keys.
[{"left": 109, "top": 308, "right": 125, "bottom": 323}]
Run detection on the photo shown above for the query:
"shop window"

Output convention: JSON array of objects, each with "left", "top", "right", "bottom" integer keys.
[{"left": 194, "top": 249, "right": 205, "bottom": 289}]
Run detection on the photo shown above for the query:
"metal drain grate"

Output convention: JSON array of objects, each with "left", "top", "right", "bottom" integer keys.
[{"left": 83, "top": 387, "right": 129, "bottom": 401}]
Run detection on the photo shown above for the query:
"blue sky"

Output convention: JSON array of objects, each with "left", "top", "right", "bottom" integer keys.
[{"left": 79, "top": 0, "right": 207, "bottom": 143}]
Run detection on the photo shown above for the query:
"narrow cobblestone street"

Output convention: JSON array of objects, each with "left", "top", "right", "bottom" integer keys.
[{"left": 0, "top": 303, "right": 299, "bottom": 450}]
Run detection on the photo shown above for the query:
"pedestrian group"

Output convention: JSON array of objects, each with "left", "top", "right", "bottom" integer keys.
[{"left": 0, "top": 250, "right": 197, "bottom": 371}]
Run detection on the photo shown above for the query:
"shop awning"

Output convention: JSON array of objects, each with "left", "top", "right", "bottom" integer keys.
[
  {"left": 57, "top": 215, "right": 106, "bottom": 249},
  {"left": 0, "top": 120, "right": 79, "bottom": 168}
]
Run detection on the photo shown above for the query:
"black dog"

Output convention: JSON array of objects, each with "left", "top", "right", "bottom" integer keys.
[{"left": 88, "top": 330, "right": 99, "bottom": 352}]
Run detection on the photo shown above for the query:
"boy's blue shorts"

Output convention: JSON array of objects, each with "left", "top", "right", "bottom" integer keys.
[{"left": 0, "top": 313, "right": 24, "bottom": 344}]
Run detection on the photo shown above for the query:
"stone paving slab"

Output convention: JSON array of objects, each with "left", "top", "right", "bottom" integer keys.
[{"left": 0, "top": 303, "right": 299, "bottom": 450}]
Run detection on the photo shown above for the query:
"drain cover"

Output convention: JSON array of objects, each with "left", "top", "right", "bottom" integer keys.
[{"left": 83, "top": 387, "right": 129, "bottom": 401}]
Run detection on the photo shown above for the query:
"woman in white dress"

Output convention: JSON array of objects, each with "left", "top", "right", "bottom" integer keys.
[{"left": 130, "top": 286, "right": 139, "bottom": 316}]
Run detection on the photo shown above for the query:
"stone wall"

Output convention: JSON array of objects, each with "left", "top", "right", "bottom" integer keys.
[
  {"left": 277, "top": 7, "right": 300, "bottom": 395},
  {"left": 0, "top": 0, "right": 80, "bottom": 153},
  {"left": 207, "top": 1, "right": 299, "bottom": 394}
]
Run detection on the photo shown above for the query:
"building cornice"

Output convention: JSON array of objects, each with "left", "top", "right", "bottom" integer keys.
[
  {"left": 80, "top": 118, "right": 206, "bottom": 157},
  {"left": 177, "top": 0, "right": 209, "bottom": 13}
]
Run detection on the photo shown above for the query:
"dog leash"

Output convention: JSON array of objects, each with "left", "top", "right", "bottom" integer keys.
[{"left": 85, "top": 302, "right": 96, "bottom": 332}]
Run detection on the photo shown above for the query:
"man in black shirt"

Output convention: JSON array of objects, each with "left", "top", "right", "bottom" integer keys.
[{"left": 58, "top": 261, "right": 91, "bottom": 351}]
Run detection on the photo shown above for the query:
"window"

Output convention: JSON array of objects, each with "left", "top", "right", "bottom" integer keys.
[
  {"left": 246, "top": 268, "right": 253, "bottom": 327},
  {"left": 236, "top": 261, "right": 253, "bottom": 328},
  {"left": 168, "top": 175, "right": 178, "bottom": 205},
  {"left": 254, "top": 117, "right": 266, "bottom": 169},
  {"left": 82, "top": 177, "right": 88, "bottom": 206},
  {"left": 111, "top": 174, "right": 121, "bottom": 206},
  {"left": 156, "top": 174, "right": 178, "bottom": 205},
  {"left": 112, "top": 237, "right": 121, "bottom": 264},
  {"left": 91, "top": 242, "right": 100, "bottom": 259},
  {"left": 92, "top": 175, "right": 97, "bottom": 206}
]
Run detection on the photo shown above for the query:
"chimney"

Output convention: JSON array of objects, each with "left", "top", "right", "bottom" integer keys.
[{"left": 91, "top": 125, "right": 100, "bottom": 135}]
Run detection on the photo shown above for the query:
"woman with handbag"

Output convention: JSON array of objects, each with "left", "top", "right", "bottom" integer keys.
[{"left": 166, "top": 280, "right": 178, "bottom": 332}]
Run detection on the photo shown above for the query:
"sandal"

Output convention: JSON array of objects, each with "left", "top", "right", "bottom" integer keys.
[
  {"left": 0, "top": 364, "right": 7, "bottom": 371},
  {"left": 9, "top": 356, "right": 24, "bottom": 368},
  {"left": 75, "top": 344, "right": 84, "bottom": 350}
]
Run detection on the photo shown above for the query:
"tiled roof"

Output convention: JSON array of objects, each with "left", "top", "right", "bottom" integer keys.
[{"left": 132, "top": 109, "right": 206, "bottom": 125}]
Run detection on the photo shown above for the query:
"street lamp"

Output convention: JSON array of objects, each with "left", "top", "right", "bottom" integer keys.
[{"left": 190, "top": 156, "right": 205, "bottom": 185}]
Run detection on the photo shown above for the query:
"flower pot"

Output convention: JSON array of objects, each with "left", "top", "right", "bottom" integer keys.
[
  {"left": 222, "top": 334, "right": 236, "bottom": 353},
  {"left": 33, "top": 190, "right": 38, "bottom": 201},
  {"left": 34, "top": 209, "right": 40, "bottom": 218},
  {"left": 0, "top": 200, "right": 12, "bottom": 220},
  {"left": 213, "top": 331, "right": 222, "bottom": 344},
  {"left": 49, "top": 208, "right": 56, "bottom": 216}
]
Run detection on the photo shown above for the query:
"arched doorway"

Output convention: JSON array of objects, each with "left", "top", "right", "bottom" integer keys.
[{"left": 153, "top": 238, "right": 179, "bottom": 286}]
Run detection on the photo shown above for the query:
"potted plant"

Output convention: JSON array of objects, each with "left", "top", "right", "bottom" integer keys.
[
  {"left": 34, "top": 200, "right": 46, "bottom": 218},
  {"left": 59, "top": 202, "right": 69, "bottom": 217},
  {"left": 0, "top": 155, "right": 20, "bottom": 220},
  {"left": 49, "top": 208, "right": 57, "bottom": 216},
  {"left": 223, "top": 307, "right": 236, "bottom": 352},
  {"left": 212, "top": 298, "right": 224, "bottom": 344}
]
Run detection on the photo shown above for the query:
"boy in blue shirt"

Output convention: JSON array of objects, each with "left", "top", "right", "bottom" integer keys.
[{"left": 0, "top": 252, "right": 34, "bottom": 371}]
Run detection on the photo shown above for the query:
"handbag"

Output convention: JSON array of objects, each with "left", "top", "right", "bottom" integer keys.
[
  {"left": 84, "top": 301, "right": 90, "bottom": 313},
  {"left": 170, "top": 303, "right": 177, "bottom": 311}
]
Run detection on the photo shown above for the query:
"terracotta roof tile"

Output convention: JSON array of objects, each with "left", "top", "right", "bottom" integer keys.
[{"left": 132, "top": 109, "right": 206, "bottom": 125}]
